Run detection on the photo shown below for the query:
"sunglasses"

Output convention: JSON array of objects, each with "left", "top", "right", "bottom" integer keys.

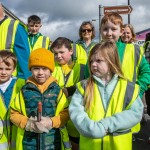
[{"left": 81, "top": 29, "right": 92, "bottom": 33}]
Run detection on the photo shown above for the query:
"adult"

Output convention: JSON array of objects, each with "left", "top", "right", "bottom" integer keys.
[
  {"left": 75, "top": 21, "right": 97, "bottom": 65},
  {"left": 121, "top": 24, "right": 136, "bottom": 44},
  {"left": 0, "top": 3, "right": 31, "bottom": 79}
]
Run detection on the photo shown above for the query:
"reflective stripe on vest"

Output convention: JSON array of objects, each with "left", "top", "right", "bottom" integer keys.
[
  {"left": 0, "top": 142, "right": 8, "bottom": 149},
  {"left": 133, "top": 44, "right": 141, "bottom": 82},
  {"left": 6, "top": 20, "right": 15, "bottom": 49},
  {"left": 0, "top": 18, "right": 19, "bottom": 51},
  {"left": 42, "top": 36, "right": 47, "bottom": 48},
  {"left": 123, "top": 81, "right": 135, "bottom": 110},
  {"left": 73, "top": 43, "right": 77, "bottom": 61},
  {"left": 29, "top": 36, "right": 50, "bottom": 52},
  {"left": 60, "top": 127, "right": 72, "bottom": 149}
]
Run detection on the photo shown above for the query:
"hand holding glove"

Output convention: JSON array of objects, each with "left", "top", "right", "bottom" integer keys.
[{"left": 25, "top": 116, "right": 49, "bottom": 133}]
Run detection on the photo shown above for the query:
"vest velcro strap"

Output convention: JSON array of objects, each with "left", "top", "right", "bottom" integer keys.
[{"left": 109, "top": 129, "right": 131, "bottom": 136}]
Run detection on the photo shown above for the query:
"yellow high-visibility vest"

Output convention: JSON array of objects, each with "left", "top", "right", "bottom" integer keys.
[{"left": 77, "top": 79, "right": 139, "bottom": 150}]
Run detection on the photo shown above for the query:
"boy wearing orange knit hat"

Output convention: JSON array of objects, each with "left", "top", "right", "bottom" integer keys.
[{"left": 10, "top": 48, "right": 71, "bottom": 150}]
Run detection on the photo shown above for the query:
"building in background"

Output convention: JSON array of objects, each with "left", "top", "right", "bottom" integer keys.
[
  {"left": 136, "top": 28, "right": 150, "bottom": 46},
  {"left": 2, "top": 3, "right": 25, "bottom": 26}
]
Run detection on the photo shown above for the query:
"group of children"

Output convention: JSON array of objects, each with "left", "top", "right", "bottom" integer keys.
[{"left": 0, "top": 12, "right": 150, "bottom": 150}]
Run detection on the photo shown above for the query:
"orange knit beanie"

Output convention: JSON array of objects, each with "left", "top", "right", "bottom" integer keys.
[{"left": 28, "top": 48, "right": 55, "bottom": 72}]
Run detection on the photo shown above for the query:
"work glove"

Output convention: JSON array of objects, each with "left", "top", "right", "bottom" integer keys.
[
  {"left": 39, "top": 116, "right": 53, "bottom": 130},
  {"left": 25, "top": 116, "right": 49, "bottom": 133}
]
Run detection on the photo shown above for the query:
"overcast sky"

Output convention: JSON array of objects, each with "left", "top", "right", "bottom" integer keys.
[{"left": 1, "top": 0, "right": 150, "bottom": 42}]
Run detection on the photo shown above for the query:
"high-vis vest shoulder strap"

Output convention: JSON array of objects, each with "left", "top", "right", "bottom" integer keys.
[{"left": 53, "top": 63, "right": 84, "bottom": 88}]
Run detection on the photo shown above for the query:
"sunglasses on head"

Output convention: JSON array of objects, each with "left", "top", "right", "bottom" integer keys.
[{"left": 81, "top": 29, "right": 92, "bottom": 33}]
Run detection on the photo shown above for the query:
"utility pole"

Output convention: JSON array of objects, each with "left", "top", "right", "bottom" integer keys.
[
  {"left": 99, "top": 5, "right": 102, "bottom": 42},
  {"left": 128, "top": 0, "right": 130, "bottom": 24}
]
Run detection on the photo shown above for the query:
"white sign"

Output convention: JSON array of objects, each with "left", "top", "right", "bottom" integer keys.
[{"left": 135, "top": 40, "right": 145, "bottom": 46}]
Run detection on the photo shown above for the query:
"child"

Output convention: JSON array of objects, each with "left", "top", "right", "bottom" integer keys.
[
  {"left": 69, "top": 40, "right": 143, "bottom": 150},
  {"left": 51, "top": 37, "right": 85, "bottom": 150},
  {"left": 99, "top": 13, "right": 150, "bottom": 134},
  {"left": 99, "top": 12, "right": 150, "bottom": 98},
  {"left": 0, "top": 50, "right": 25, "bottom": 150},
  {"left": 10, "top": 48, "right": 71, "bottom": 150},
  {"left": 27, "top": 15, "right": 51, "bottom": 52}
]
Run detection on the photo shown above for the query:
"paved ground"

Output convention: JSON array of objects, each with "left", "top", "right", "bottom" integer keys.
[{"left": 133, "top": 114, "right": 150, "bottom": 150}]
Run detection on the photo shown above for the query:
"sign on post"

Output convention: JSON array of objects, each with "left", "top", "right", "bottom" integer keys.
[{"left": 104, "top": 5, "right": 133, "bottom": 15}]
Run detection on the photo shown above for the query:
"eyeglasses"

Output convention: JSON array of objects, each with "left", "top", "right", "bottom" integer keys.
[{"left": 81, "top": 29, "right": 92, "bottom": 33}]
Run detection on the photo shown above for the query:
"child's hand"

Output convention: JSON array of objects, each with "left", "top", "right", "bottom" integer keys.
[
  {"left": 40, "top": 116, "right": 53, "bottom": 130},
  {"left": 25, "top": 116, "right": 49, "bottom": 133}
]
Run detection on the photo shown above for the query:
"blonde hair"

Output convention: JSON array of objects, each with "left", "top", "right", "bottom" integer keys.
[
  {"left": 122, "top": 24, "right": 136, "bottom": 43},
  {"left": 84, "top": 40, "right": 124, "bottom": 110}
]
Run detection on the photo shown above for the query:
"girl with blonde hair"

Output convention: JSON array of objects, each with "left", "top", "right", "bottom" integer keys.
[{"left": 69, "top": 40, "right": 143, "bottom": 150}]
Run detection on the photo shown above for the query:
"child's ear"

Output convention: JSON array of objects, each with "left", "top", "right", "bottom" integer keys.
[
  {"left": 70, "top": 49, "right": 73, "bottom": 55},
  {"left": 120, "top": 28, "right": 124, "bottom": 36}
]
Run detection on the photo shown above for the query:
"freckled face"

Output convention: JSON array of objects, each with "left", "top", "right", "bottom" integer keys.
[{"left": 101, "top": 20, "right": 122, "bottom": 42}]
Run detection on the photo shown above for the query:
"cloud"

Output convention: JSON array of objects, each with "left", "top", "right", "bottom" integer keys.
[{"left": 1, "top": 0, "right": 150, "bottom": 41}]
